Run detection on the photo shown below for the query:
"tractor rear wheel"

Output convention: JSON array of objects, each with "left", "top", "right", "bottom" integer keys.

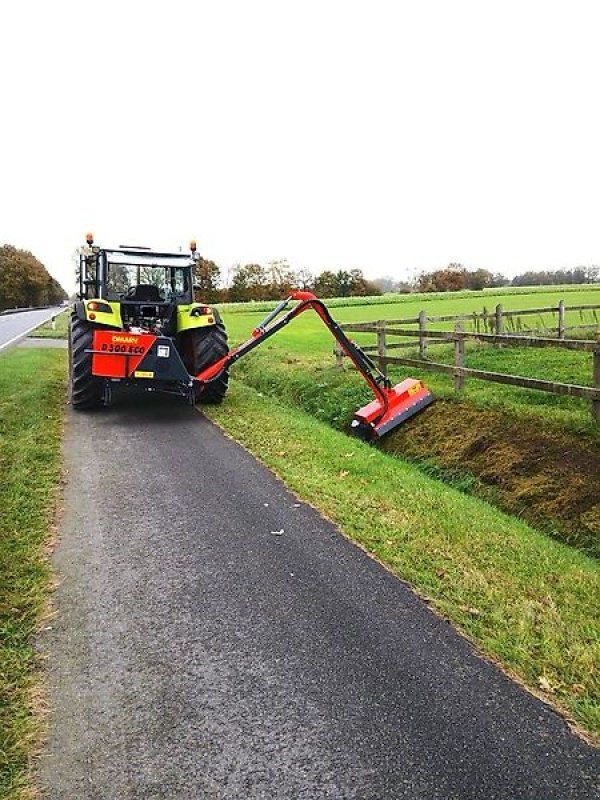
[
  {"left": 69, "top": 314, "right": 104, "bottom": 409},
  {"left": 182, "top": 323, "right": 229, "bottom": 404}
]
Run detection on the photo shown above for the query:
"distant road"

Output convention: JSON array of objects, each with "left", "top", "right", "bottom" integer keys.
[{"left": 0, "top": 306, "right": 65, "bottom": 352}]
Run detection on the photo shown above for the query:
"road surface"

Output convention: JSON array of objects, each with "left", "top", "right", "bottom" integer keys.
[
  {"left": 0, "top": 306, "right": 65, "bottom": 351},
  {"left": 39, "top": 395, "right": 599, "bottom": 799}
]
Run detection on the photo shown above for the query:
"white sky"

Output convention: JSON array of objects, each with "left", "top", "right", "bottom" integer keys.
[{"left": 1, "top": 0, "right": 599, "bottom": 291}]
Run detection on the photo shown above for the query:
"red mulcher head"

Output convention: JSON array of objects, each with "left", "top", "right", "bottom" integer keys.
[{"left": 351, "top": 378, "right": 434, "bottom": 440}]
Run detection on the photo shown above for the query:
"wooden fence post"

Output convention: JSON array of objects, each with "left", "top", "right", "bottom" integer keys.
[
  {"left": 494, "top": 304, "right": 503, "bottom": 348},
  {"left": 454, "top": 322, "right": 465, "bottom": 392},
  {"left": 335, "top": 341, "right": 344, "bottom": 369},
  {"left": 418, "top": 310, "right": 428, "bottom": 359},
  {"left": 558, "top": 300, "right": 565, "bottom": 339},
  {"left": 377, "top": 320, "right": 387, "bottom": 376},
  {"left": 593, "top": 334, "right": 600, "bottom": 424}
]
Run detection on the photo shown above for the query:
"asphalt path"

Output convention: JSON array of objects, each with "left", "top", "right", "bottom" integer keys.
[
  {"left": 39, "top": 394, "right": 600, "bottom": 799},
  {"left": 0, "top": 306, "right": 65, "bottom": 351}
]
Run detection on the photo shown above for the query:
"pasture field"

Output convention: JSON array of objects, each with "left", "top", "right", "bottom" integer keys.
[
  {"left": 219, "top": 283, "right": 600, "bottom": 314},
  {"left": 220, "top": 285, "right": 600, "bottom": 356}
]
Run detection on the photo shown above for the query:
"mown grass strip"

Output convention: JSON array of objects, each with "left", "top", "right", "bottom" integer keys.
[
  {"left": 0, "top": 348, "right": 66, "bottom": 799},
  {"left": 204, "top": 382, "right": 600, "bottom": 741}
]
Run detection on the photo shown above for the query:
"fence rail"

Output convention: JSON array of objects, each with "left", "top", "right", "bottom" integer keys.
[
  {"left": 342, "top": 300, "right": 600, "bottom": 336},
  {"left": 336, "top": 299, "right": 600, "bottom": 422}
]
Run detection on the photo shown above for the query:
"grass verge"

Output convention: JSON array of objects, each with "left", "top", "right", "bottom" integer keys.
[
  {"left": 0, "top": 348, "right": 66, "bottom": 799},
  {"left": 31, "top": 310, "right": 68, "bottom": 339},
  {"left": 204, "top": 382, "right": 600, "bottom": 741}
]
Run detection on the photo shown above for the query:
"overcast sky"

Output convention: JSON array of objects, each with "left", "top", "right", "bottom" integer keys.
[{"left": 1, "top": 1, "right": 599, "bottom": 291}]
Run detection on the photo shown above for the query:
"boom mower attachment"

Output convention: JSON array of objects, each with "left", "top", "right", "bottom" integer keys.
[{"left": 195, "top": 291, "right": 433, "bottom": 441}]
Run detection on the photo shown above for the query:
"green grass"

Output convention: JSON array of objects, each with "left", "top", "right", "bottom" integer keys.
[
  {"left": 204, "top": 382, "right": 600, "bottom": 741},
  {"left": 220, "top": 286, "right": 599, "bottom": 354},
  {"left": 32, "top": 309, "right": 68, "bottom": 339},
  {"left": 0, "top": 348, "right": 66, "bottom": 799},
  {"left": 395, "top": 343, "right": 598, "bottom": 436}
]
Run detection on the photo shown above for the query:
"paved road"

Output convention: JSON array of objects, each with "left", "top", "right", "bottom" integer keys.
[
  {"left": 39, "top": 395, "right": 599, "bottom": 799},
  {"left": 0, "top": 306, "right": 65, "bottom": 351}
]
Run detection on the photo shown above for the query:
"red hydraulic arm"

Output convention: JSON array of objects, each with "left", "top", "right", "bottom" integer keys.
[{"left": 195, "top": 291, "right": 433, "bottom": 440}]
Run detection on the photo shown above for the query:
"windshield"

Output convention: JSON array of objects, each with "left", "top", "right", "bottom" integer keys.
[{"left": 106, "top": 263, "right": 191, "bottom": 301}]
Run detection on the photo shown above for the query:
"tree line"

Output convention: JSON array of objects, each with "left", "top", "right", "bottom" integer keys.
[
  {"left": 5, "top": 241, "right": 595, "bottom": 311},
  {"left": 195, "top": 257, "right": 600, "bottom": 303},
  {"left": 380, "top": 263, "right": 600, "bottom": 295},
  {"left": 193, "top": 258, "right": 382, "bottom": 303},
  {"left": 0, "top": 245, "right": 67, "bottom": 311}
]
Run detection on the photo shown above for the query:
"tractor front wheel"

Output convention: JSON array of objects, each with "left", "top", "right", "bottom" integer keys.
[
  {"left": 69, "top": 314, "right": 104, "bottom": 409},
  {"left": 181, "top": 323, "right": 229, "bottom": 404}
]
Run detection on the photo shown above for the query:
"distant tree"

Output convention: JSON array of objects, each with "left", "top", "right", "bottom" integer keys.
[
  {"left": 418, "top": 263, "right": 468, "bottom": 293},
  {"left": 313, "top": 270, "right": 339, "bottom": 298},
  {"left": 228, "top": 263, "right": 269, "bottom": 302},
  {"left": 294, "top": 267, "right": 314, "bottom": 291},
  {"left": 511, "top": 267, "right": 599, "bottom": 287},
  {"left": 0, "top": 244, "right": 67, "bottom": 310},
  {"left": 588, "top": 265, "right": 600, "bottom": 283},
  {"left": 347, "top": 269, "right": 382, "bottom": 296},
  {"left": 335, "top": 270, "right": 353, "bottom": 297},
  {"left": 362, "top": 279, "right": 383, "bottom": 296},
  {"left": 266, "top": 259, "right": 295, "bottom": 299},
  {"left": 416, "top": 264, "right": 511, "bottom": 293},
  {"left": 465, "top": 268, "right": 493, "bottom": 290},
  {"left": 372, "top": 276, "right": 396, "bottom": 293},
  {"left": 193, "top": 256, "right": 221, "bottom": 303},
  {"left": 348, "top": 269, "right": 367, "bottom": 296},
  {"left": 488, "top": 272, "right": 510, "bottom": 288}
]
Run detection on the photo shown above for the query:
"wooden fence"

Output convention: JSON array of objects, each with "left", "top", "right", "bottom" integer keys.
[{"left": 335, "top": 301, "right": 600, "bottom": 422}]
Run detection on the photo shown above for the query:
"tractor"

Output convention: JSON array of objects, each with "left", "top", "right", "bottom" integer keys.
[
  {"left": 70, "top": 235, "right": 228, "bottom": 409},
  {"left": 70, "top": 234, "right": 433, "bottom": 440}
]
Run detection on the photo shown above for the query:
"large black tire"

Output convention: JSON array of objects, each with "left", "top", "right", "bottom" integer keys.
[
  {"left": 181, "top": 323, "right": 229, "bottom": 404},
  {"left": 69, "top": 314, "right": 104, "bottom": 409}
]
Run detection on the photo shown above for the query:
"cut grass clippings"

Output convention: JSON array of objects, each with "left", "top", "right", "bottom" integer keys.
[
  {"left": 204, "top": 382, "right": 600, "bottom": 742},
  {"left": 0, "top": 348, "right": 66, "bottom": 799}
]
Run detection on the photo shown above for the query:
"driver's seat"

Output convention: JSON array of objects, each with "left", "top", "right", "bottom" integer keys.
[{"left": 125, "top": 284, "right": 162, "bottom": 302}]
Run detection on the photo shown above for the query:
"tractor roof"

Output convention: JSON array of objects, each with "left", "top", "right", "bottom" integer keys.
[{"left": 101, "top": 247, "right": 194, "bottom": 269}]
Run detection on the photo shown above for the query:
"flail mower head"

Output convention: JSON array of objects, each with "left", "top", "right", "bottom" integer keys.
[{"left": 351, "top": 378, "right": 434, "bottom": 440}]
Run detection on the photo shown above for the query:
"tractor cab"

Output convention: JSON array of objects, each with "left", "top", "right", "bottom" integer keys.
[{"left": 78, "top": 239, "right": 199, "bottom": 337}]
